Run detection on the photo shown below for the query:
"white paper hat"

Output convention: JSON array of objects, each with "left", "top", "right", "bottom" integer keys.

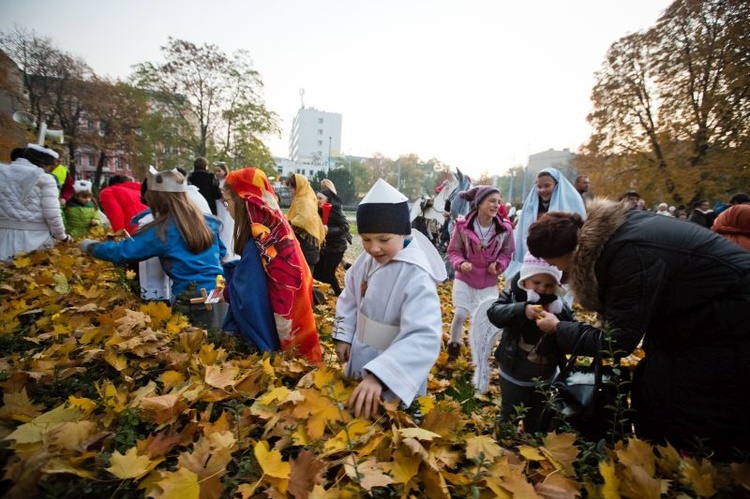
[
  {"left": 148, "top": 168, "right": 189, "bottom": 193},
  {"left": 26, "top": 143, "right": 59, "bottom": 160},
  {"left": 357, "top": 178, "right": 410, "bottom": 235}
]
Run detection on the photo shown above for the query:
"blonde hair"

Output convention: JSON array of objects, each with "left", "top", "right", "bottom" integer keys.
[{"left": 142, "top": 189, "right": 214, "bottom": 254}]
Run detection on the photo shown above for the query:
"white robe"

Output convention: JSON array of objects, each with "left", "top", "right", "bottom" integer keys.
[
  {"left": 215, "top": 179, "right": 237, "bottom": 261},
  {"left": 333, "top": 231, "right": 447, "bottom": 406}
]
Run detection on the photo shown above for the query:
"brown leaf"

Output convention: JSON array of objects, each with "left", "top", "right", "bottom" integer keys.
[
  {"left": 288, "top": 449, "right": 325, "bottom": 499},
  {"left": 140, "top": 429, "right": 182, "bottom": 459},
  {"left": 535, "top": 472, "right": 581, "bottom": 498},
  {"left": 540, "top": 432, "right": 579, "bottom": 477},
  {"left": 139, "top": 394, "right": 187, "bottom": 425}
]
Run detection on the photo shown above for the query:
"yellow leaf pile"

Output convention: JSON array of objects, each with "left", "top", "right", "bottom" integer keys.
[{"left": 0, "top": 244, "right": 747, "bottom": 497}]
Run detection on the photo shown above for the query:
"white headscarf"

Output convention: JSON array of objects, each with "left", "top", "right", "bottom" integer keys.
[{"left": 506, "top": 168, "right": 587, "bottom": 277}]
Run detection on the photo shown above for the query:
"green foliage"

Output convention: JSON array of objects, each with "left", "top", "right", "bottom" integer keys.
[{"left": 131, "top": 37, "right": 279, "bottom": 164}]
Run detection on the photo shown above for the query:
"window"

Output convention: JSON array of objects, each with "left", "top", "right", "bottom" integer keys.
[
  {"left": 317, "top": 129, "right": 323, "bottom": 135},
  {"left": 317, "top": 140, "right": 323, "bottom": 146},
  {"left": 318, "top": 118, "right": 323, "bottom": 124}
]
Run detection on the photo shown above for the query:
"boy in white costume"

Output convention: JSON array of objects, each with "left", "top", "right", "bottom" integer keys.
[{"left": 334, "top": 179, "right": 447, "bottom": 419}]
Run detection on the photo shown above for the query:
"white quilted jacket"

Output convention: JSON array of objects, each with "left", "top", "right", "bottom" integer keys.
[{"left": 0, "top": 159, "right": 68, "bottom": 261}]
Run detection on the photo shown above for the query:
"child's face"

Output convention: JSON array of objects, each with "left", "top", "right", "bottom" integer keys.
[
  {"left": 536, "top": 175, "right": 556, "bottom": 202},
  {"left": 477, "top": 193, "right": 502, "bottom": 219},
  {"left": 522, "top": 273, "right": 558, "bottom": 295},
  {"left": 360, "top": 233, "right": 405, "bottom": 265},
  {"left": 76, "top": 193, "right": 92, "bottom": 204}
]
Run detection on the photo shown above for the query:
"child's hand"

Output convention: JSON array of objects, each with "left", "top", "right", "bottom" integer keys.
[
  {"left": 90, "top": 219, "right": 99, "bottom": 226},
  {"left": 536, "top": 311, "right": 560, "bottom": 334},
  {"left": 459, "top": 261, "right": 473, "bottom": 273},
  {"left": 487, "top": 262, "right": 498, "bottom": 275},
  {"left": 334, "top": 341, "right": 351, "bottom": 364},
  {"left": 525, "top": 304, "right": 544, "bottom": 321},
  {"left": 348, "top": 373, "right": 383, "bottom": 419}
]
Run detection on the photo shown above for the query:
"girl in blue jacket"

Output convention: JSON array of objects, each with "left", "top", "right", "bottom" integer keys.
[{"left": 80, "top": 169, "right": 225, "bottom": 313}]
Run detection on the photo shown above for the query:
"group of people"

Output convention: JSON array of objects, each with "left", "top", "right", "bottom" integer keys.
[{"left": 2, "top": 144, "right": 748, "bottom": 460}]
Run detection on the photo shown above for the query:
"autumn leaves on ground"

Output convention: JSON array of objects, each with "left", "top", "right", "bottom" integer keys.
[{"left": 0, "top": 243, "right": 748, "bottom": 498}]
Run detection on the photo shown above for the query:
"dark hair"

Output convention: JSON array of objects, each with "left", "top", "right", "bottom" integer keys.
[
  {"left": 537, "top": 171, "right": 556, "bottom": 182},
  {"left": 175, "top": 166, "right": 187, "bottom": 176},
  {"left": 140, "top": 178, "right": 148, "bottom": 205},
  {"left": 729, "top": 193, "right": 750, "bottom": 205},
  {"left": 24, "top": 148, "right": 57, "bottom": 168},
  {"left": 193, "top": 157, "right": 208, "bottom": 170},
  {"left": 575, "top": 174, "right": 589, "bottom": 183},
  {"left": 620, "top": 190, "right": 640, "bottom": 201},
  {"left": 527, "top": 212, "right": 584, "bottom": 259},
  {"left": 286, "top": 174, "right": 297, "bottom": 189},
  {"left": 108, "top": 175, "right": 129, "bottom": 186},
  {"left": 214, "top": 163, "right": 229, "bottom": 175},
  {"left": 10, "top": 147, "right": 25, "bottom": 161}
]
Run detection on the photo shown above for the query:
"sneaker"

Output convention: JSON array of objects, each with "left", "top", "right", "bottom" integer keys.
[{"left": 447, "top": 342, "right": 461, "bottom": 361}]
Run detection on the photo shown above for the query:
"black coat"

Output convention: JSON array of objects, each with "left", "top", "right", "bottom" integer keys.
[
  {"left": 188, "top": 169, "right": 220, "bottom": 215},
  {"left": 556, "top": 199, "right": 750, "bottom": 459},
  {"left": 320, "top": 194, "right": 350, "bottom": 255},
  {"left": 488, "top": 273, "right": 573, "bottom": 382}
]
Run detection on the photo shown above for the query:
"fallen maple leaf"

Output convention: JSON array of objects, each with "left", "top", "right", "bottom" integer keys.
[
  {"left": 680, "top": 457, "right": 716, "bottom": 497},
  {"left": 599, "top": 460, "right": 621, "bottom": 499},
  {"left": 255, "top": 440, "right": 291, "bottom": 479},
  {"left": 465, "top": 434, "right": 504, "bottom": 462},
  {"left": 107, "top": 446, "right": 163, "bottom": 480},
  {"left": 540, "top": 432, "right": 579, "bottom": 477},
  {"left": 288, "top": 449, "right": 326, "bottom": 498},
  {"left": 344, "top": 458, "right": 393, "bottom": 491},
  {"left": 155, "top": 467, "right": 200, "bottom": 499}
]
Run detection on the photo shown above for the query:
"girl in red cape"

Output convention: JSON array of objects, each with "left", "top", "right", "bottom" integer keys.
[{"left": 224, "top": 168, "right": 322, "bottom": 363}]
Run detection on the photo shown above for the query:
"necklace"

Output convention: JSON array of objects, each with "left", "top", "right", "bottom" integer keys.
[{"left": 475, "top": 220, "right": 493, "bottom": 247}]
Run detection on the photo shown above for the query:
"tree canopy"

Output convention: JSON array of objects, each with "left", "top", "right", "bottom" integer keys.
[
  {"left": 577, "top": 0, "right": 750, "bottom": 205},
  {"left": 132, "top": 38, "right": 279, "bottom": 175}
]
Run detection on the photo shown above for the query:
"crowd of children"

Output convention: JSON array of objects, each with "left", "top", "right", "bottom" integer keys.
[{"left": 2, "top": 145, "right": 748, "bottom": 458}]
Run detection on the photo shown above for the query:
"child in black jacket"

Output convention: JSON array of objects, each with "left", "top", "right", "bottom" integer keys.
[{"left": 487, "top": 252, "right": 573, "bottom": 433}]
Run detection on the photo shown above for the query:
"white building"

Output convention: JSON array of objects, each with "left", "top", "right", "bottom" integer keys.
[
  {"left": 288, "top": 107, "right": 342, "bottom": 164},
  {"left": 273, "top": 157, "right": 329, "bottom": 179}
]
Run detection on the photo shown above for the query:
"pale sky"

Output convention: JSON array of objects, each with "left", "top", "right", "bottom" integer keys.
[{"left": 0, "top": 0, "right": 673, "bottom": 177}]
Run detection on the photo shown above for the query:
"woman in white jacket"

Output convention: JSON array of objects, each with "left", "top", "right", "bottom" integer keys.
[{"left": 0, "top": 144, "right": 71, "bottom": 261}]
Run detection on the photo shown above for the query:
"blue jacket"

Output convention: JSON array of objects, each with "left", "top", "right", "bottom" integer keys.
[{"left": 92, "top": 215, "right": 225, "bottom": 299}]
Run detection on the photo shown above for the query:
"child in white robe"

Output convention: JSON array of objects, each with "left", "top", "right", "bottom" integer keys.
[{"left": 333, "top": 179, "right": 447, "bottom": 419}]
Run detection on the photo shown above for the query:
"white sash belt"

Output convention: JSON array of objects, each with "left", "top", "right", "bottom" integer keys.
[{"left": 356, "top": 311, "right": 400, "bottom": 350}]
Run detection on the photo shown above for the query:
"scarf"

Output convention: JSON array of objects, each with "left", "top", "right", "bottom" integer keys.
[
  {"left": 225, "top": 168, "right": 322, "bottom": 363},
  {"left": 506, "top": 167, "right": 587, "bottom": 278},
  {"left": 287, "top": 174, "right": 326, "bottom": 246}
]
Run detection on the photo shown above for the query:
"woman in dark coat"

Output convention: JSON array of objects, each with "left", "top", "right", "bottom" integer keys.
[
  {"left": 527, "top": 198, "right": 750, "bottom": 460},
  {"left": 313, "top": 179, "right": 350, "bottom": 295}
]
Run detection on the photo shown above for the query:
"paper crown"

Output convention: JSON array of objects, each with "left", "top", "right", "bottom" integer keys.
[
  {"left": 26, "top": 143, "right": 59, "bottom": 160},
  {"left": 73, "top": 179, "right": 92, "bottom": 193},
  {"left": 357, "top": 178, "right": 410, "bottom": 235},
  {"left": 148, "top": 167, "right": 189, "bottom": 193}
]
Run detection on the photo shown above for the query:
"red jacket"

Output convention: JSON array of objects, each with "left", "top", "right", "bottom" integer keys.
[{"left": 99, "top": 182, "right": 147, "bottom": 234}]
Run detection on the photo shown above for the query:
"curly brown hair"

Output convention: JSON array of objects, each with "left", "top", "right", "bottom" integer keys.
[{"left": 527, "top": 212, "right": 584, "bottom": 258}]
